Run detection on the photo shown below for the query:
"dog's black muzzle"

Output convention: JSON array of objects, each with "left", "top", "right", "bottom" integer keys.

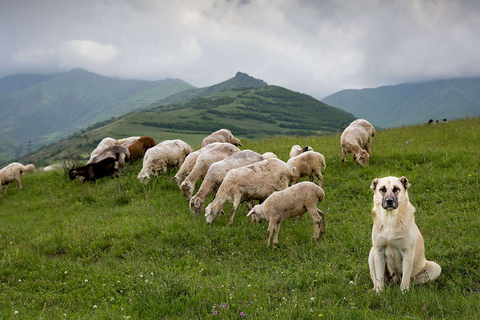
[{"left": 382, "top": 197, "right": 398, "bottom": 210}]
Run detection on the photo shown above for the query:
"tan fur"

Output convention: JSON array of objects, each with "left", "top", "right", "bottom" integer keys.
[
  {"left": 247, "top": 182, "right": 325, "bottom": 246},
  {"left": 201, "top": 129, "right": 242, "bottom": 147},
  {"left": 0, "top": 162, "right": 35, "bottom": 193},
  {"left": 127, "top": 136, "right": 157, "bottom": 162},
  {"left": 204, "top": 158, "right": 296, "bottom": 226},
  {"left": 341, "top": 119, "right": 376, "bottom": 166},
  {"left": 180, "top": 143, "right": 240, "bottom": 200},
  {"left": 189, "top": 150, "right": 265, "bottom": 214},
  {"left": 369, "top": 176, "right": 441, "bottom": 292},
  {"left": 287, "top": 151, "right": 326, "bottom": 187},
  {"left": 87, "top": 137, "right": 118, "bottom": 164},
  {"left": 117, "top": 136, "right": 140, "bottom": 147}
]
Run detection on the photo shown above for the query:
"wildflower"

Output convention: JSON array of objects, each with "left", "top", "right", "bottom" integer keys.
[
  {"left": 240, "top": 312, "right": 245, "bottom": 318},
  {"left": 14, "top": 311, "right": 18, "bottom": 315},
  {"left": 220, "top": 303, "right": 227, "bottom": 309},
  {"left": 311, "top": 297, "right": 315, "bottom": 301},
  {"left": 93, "top": 305, "right": 97, "bottom": 309},
  {"left": 213, "top": 304, "right": 218, "bottom": 316},
  {"left": 319, "top": 314, "right": 323, "bottom": 317},
  {"left": 64, "top": 271, "right": 68, "bottom": 274},
  {"left": 85, "top": 279, "right": 88, "bottom": 283}
]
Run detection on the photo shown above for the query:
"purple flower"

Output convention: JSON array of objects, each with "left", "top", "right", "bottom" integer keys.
[
  {"left": 240, "top": 312, "right": 245, "bottom": 318},
  {"left": 221, "top": 303, "right": 227, "bottom": 309},
  {"left": 213, "top": 304, "right": 218, "bottom": 316}
]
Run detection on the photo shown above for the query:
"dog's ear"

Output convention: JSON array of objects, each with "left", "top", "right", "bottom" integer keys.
[
  {"left": 370, "top": 178, "right": 379, "bottom": 191},
  {"left": 400, "top": 176, "right": 411, "bottom": 190}
]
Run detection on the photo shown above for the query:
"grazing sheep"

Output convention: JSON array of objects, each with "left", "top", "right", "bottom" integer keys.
[
  {"left": 427, "top": 119, "right": 434, "bottom": 125},
  {"left": 201, "top": 129, "right": 242, "bottom": 147},
  {"left": 137, "top": 139, "right": 192, "bottom": 183},
  {"left": 287, "top": 151, "right": 326, "bottom": 187},
  {"left": 0, "top": 163, "right": 35, "bottom": 193},
  {"left": 262, "top": 152, "right": 278, "bottom": 159},
  {"left": 171, "top": 142, "right": 223, "bottom": 188},
  {"left": 180, "top": 143, "right": 240, "bottom": 200},
  {"left": 87, "top": 145, "right": 130, "bottom": 167},
  {"left": 43, "top": 166, "right": 54, "bottom": 172},
  {"left": 127, "top": 136, "right": 157, "bottom": 162},
  {"left": 87, "top": 137, "right": 118, "bottom": 164},
  {"left": 69, "top": 157, "right": 118, "bottom": 183},
  {"left": 247, "top": 181, "right": 326, "bottom": 246},
  {"left": 117, "top": 136, "right": 141, "bottom": 147},
  {"left": 189, "top": 150, "right": 265, "bottom": 214},
  {"left": 289, "top": 145, "right": 313, "bottom": 158},
  {"left": 443, "top": 118, "right": 448, "bottom": 123},
  {"left": 341, "top": 119, "right": 376, "bottom": 167},
  {"left": 204, "top": 158, "right": 296, "bottom": 226}
]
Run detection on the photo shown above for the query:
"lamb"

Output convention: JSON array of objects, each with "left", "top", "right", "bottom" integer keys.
[
  {"left": 189, "top": 150, "right": 265, "bottom": 214},
  {"left": 180, "top": 143, "right": 240, "bottom": 200},
  {"left": 0, "top": 163, "right": 35, "bottom": 193},
  {"left": 87, "top": 137, "right": 118, "bottom": 164},
  {"left": 247, "top": 181, "right": 326, "bottom": 246},
  {"left": 69, "top": 157, "right": 118, "bottom": 183},
  {"left": 287, "top": 151, "right": 326, "bottom": 187},
  {"left": 87, "top": 145, "right": 130, "bottom": 167},
  {"left": 171, "top": 142, "right": 223, "bottom": 188},
  {"left": 137, "top": 139, "right": 192, "bottom": 183},
  {"left": 204, "top": 158, "right": 296, "bottom": 226},
  {"left": 117, "top": 136, "right": 140, "bottom": 147},
  {"left": 289, "top": 145, "right": 313, "bottom": 158},
  {"left": 341, "top": 119, "right": 376, "bottom": 166},
  {"left": 127, "top": 136, "right": 157, "bottom": 162},
  {"left": 201, "top": 129, "right": 242, "bottom": 147}
]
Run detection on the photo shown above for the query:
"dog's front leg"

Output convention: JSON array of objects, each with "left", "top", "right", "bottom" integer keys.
[
  {"left": 373, "top": 246, "right": 386, "bottom": 291},
  {"left": 400, "top": 248, "right": 415, "bottom": 292}
]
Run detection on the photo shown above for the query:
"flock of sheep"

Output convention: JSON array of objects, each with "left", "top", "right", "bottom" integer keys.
[{"left": 1, "top": 120, "right": 376, "bottom": 245}]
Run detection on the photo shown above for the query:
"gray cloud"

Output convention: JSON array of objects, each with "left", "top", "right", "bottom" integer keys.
[{"left": 1, "top": 0, "right": 479, "bottom": 99}]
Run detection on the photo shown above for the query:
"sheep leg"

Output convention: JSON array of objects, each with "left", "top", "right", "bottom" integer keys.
[
  {"left": 272, "top": 220, "right": 282, "bottom": 246},
  {"left": 309, "top": 175, "right": 314, "bottom": 182},
  {"left": 246, "top": 200, "right": 256, "bottom": 223},
  {"left": 353, "top": 153, "right": 357, "bottom": 166},
  {"left": 366, "top": 142, "right": 371, "bottom": 154},
  {"left": 266, "top": 220, "right": 276, "bottom": 246},
  {"left": 226, "top": 196, "right": 241, "bottom": 227},
  {"left": 16, "top": 177, "right": 22, "bottom": 190},
  {"left": 314, "top": 169, "right": 323, "bottom": 188},
  {"left": 341, "top": 150, "right": 346, "bottom": 167}
]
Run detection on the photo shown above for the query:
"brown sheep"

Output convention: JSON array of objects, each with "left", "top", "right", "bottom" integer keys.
[{"left": 127, "top": 136, "right": 157, "bottom": 162}]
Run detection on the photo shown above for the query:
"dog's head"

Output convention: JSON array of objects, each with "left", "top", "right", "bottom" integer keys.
[{"left": 370, "top": 176, "right": 411, "bottom": 210}]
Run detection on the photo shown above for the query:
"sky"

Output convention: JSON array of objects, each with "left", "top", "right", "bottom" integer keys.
[{"left": 1, "top": 0, "right": 479, "bottom": 99}]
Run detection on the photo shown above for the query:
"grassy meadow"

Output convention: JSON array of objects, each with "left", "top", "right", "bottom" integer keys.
[{"left": 1, "top": 118, "right": 479, "bottom": 319}]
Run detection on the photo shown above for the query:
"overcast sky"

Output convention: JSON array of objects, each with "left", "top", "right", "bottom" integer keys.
[{"left": 1, "top": 0, "right": 479, "bottom": 99}]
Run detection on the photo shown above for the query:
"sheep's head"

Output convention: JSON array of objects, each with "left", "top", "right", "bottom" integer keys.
[
  {"left": 356, "top": 150, "right": 370, "bottom": 166},
  {"left": 189, "top": 196, "right": 205, "bottom": 215},
  {"left": 68, "top": 168, "right": 78, "bottom": 181},
  {"left": 246, "top": 205, "right": 264, "bottom": 223},
  {"left": 204, "top": 203, "right": 224, "bottom": 224},
  {"left": 137, "top": 172, "right": 150, "bottom": 184},
  {"left": 231, "top": 137, "right": 242, "bottom": 147},
  {"left": 170, "top": 175, "right": 184, "bottom": 189},
  {"left": 180, "top": 180, "right": 194, "bottom": 200}
]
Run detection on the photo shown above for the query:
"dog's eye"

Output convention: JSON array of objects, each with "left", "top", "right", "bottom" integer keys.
[
  {"left": 393, "top": 186, "right": 400, "bottom": 193},
  {"left": 379, "top": 186, "right": 386, "bottom": 193}
]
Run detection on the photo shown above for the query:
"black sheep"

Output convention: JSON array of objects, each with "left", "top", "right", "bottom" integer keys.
[{"left": 69, "top": 157, "right": 118, "bottom": 183}]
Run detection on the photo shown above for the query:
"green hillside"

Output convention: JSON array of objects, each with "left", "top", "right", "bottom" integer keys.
[
  {"left": 20, "top": 84, "right": 355, "bottom": 166},
  {"left": 0, "top": 69, "right": 195, "bottom": 162},
  {"left": 322, "top": 78, "right": 480, "bottom": 128},
  {"left": 1, "top": 118, "right": 479, "bottom": 318}
]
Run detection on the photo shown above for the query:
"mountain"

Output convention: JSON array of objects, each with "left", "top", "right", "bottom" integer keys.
[
  {"left": 21, "top": 78, "right": 356, "bottom": 166},
  {"left": 0, "top": 69, "right": 195, "bottom": 161},
  {"left": 322, "top": 78, "right": 480, "bottom": 128}
]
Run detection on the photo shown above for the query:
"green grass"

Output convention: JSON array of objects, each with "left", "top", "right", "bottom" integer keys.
[{"left": 1, "top": 118, "right": 479, "bottom": 319}]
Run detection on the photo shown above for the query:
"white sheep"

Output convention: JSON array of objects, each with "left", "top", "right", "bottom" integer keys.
[
  {"left": 204, "top": 158, "right": 296, "bottom": 226},
  {"left": 289, "top": 145, "right": 313, "bottom": 158},
  {"left": 0, "top": 162, "right": 35, "bottom": 193},
  {"left": 247, "top": 181, "right": 326, "bottom": 246},
  {"left": 180, "top": 143, "right": 240, "bottom": 200},
  {"left": 341, "top": 119, "right": 376, "bottom": 166},
  {"left": 87, "top": 145, "right": 130, "bottom": 167},
  {"left": 137, "top": 139, "right": 192, "bottom": 183},
  {"left": 171, "top": 142, "right": 223, "bottom": 189},
  {"left": 117, "top": 136, "right": 141, "bottom": 147},
  {"left": 287, "top": 151, "right": 326, "bottom": 187},
  {"left": 201, "top": 129, "right": 242, "bottom": 147},
  {"left": 262, "top": 152, "right": 278, "bottom": 159},
  {"left": 189, "top": 150, "right": 265, "bottom": 214},
  {"left": 87, "top": 137, "right": 118, "bottom": 164}
]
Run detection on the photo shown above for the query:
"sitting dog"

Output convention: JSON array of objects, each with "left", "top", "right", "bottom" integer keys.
[{"left": 368, "top": 176, "right": 441, "bottom": 291}]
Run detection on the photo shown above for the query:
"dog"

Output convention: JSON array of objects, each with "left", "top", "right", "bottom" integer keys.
[{"left": 368, "top": 176, "right": 441, "bottom": 292}]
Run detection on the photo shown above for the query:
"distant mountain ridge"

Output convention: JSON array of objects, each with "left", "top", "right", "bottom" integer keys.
[
  {"left": 322, "top": 78, "right": 480, "bottom": 128},
  {"left": 0, "top": 68, "right": 195, "bottom": 161}
]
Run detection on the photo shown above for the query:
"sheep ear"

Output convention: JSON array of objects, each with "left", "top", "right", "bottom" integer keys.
[
  {"left": 221, "top": 210, "right": 226, "bottom": 216},
  {"left": 194, "top": 198, "right": 201, "bottom": 208},
  {"left": 170, "top": 176, "right": 177, "bottom": 182},
  {"left": 247, "top": 208, "right": 255, "bottom": 217},
  {"left": 370, "top": 178, "right": 379, "bottom": 191},
  {"left": 400, "top": 176, "right": 411, "bottom": 190}
]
